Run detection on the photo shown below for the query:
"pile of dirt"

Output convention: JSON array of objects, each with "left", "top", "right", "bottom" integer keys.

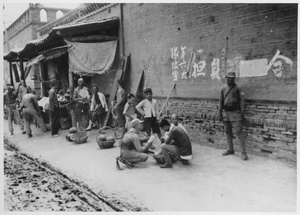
[{"left": 4, "top": 142, "right": 114, "bottom": 212}]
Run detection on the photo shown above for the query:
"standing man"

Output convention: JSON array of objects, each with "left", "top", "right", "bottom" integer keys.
[
  {"left": 4, "top": 86, "right": 25, "bottom": 136},
  {"left": 21, "top": 91, "right": 48, "bottom": 137},
  {"left": 219, "top": 71, "right": 248, "bottom": 160},
  {"left": 88, "top": 85, "right": 108, "bottom": 129},
  {"left": 17, "top": 80, "right": 32, "bottom": 103},
  {"left": 136, "top": 88, "right": 162, "bottom": 145},
  {"left": 113, "top": 80, "right": 127, "bottom": 138},
  {"left": 73, "top": 78, "right": 91, "bottom": 131},
  {"left": 158, "top": 119, "right": 192, "bottom": 168},
  {"left": 49, "top": 80, "right": 60, "bottom": 137}
]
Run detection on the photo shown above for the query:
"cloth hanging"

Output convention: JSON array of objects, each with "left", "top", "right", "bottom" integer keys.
[{"left": 65, "top": 40, "right": 118, "bottom": 76}]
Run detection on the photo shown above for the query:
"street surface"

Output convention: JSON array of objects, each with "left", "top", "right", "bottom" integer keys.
[
  {"left": 4, "top": 142, "right": 117, "bottom": 212},
  {"left": 2, "top": 120, "right": 297, "bottom": 212}
]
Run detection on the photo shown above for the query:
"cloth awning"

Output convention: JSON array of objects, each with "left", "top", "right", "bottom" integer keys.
[
  {"left": 4, "top": 34, "right": 64, "bottom": 62},
  {"left": 65, "top": 40, "right": 118, "bottom": 76},
  {"left": 3, "top": 47, "right": 24, "bottom": 61},
  {"left": 26, "top": 45, "right": 72, "bottom": 67},
  {"left": 4, "top": 18, "right": 119, "bottom": 62}
]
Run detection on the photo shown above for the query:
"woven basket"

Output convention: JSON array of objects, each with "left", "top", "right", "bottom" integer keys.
[
  {"left": 70, "top": 131, "right": 89, "bottom": 144},
  {"left": 96, "top": 126, "right": 116, "bottom": 149}
]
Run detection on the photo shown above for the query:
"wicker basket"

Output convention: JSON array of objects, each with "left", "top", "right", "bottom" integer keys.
[
  {"left": 70, "top": 131, "right": 89, "bottom": 144},
  {"left": 96, "top": 126, "right": 116, "bottom": 149}
]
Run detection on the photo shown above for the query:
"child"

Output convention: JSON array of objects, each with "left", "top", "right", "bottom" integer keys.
[
  {"left": 123, "top": 93, "right": 137, "bottom": 130},
  {"left": 136, "top": 88, "right": 162, "bottom": 147}
]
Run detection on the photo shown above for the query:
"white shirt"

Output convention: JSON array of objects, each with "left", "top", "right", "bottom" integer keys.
[
  {"left": 90, "top": 92, "right": 108, "bottom": 111},
  {"left": 136, "top": 99, "right": 158, "bottom": 118}
]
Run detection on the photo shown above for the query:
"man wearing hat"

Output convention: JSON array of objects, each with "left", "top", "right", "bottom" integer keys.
[
  {"left": 4, "top": 86, "right": 25, "bottom": 136},
  {"left": 117, "top": 118, "right": 154, "bottom": 168},
  {"left": 219, "top": 71, "right": 248, "bottom": 160}
]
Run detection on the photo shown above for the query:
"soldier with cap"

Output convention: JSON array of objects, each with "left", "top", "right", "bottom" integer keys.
[
  {"left": 219, "top": 71, "right": 248, "bottom": 160},
  {"left": 4, "top": 86, "right": 25, "bottom": 136},
  {"left": 117, "top": 118, "right": 155, "bottom": 169},
  {"left": 21, "top": 90, "right": 48, "bottom": 137}
]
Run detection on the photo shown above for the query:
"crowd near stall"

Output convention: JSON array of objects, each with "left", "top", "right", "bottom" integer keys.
[{"left": 3, "top": 2, "right": 297, "bottom": 171}]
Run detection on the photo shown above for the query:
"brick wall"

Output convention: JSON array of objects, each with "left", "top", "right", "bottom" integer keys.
[
  {"left": 156, "top": 97, "right": 296, "bottom": 163},
  {"left": 37, "top": 3, "right": 297, "bottom": 162},
  {"left": 119, "top": 3, "right": 297, "bottom": 163},
  {"left": 122, "top": 3, "right": 297, "bottom": 101}
]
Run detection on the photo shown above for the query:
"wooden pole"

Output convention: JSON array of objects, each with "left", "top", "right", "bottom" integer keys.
[
  {"left": 20, "top": 58, "right": 25, "bottom": 81},
  {"left": 39, "top": 63, "right": 44, "bottom": 96},
  {"left": 159, "top": 83, "right": 176, "bottom": 116},
  {"left": 9, "top": 62, "right": 14, "bottom": 86}
]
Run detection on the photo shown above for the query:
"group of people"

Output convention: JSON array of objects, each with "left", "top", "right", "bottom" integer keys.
[
  {"left": 117, "top": 71, "right": 248, "bottom": 169},
  {"left": 73, "top": 78, "right": 108, "bottom": 132},
  {"left": 4, "top": 71, "right": 248, "bottom": 170},
  {"left": 4, "top": 80, "right": 48, "bottom": 138},
  {"left": 117, "top": 87, "right": 193, "bottom": 169}
]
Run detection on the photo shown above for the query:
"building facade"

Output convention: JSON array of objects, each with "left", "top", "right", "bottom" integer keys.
[
  {"left": 83, "top": 3, "right": 297, "bottom": 162},
  {"left": 3, "top": 3, "right": 297, "bottom": 162},
  {"left": 3, "top": 3, "right": 71, "bottom": 88}
]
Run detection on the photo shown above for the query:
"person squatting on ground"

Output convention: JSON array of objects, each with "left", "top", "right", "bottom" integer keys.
[
  {"left": 123, "top": 93, "right": 137, "bottom": 131},
  {"left": 163, "top": 114, "right": 187, "bottom": 140},
  {"left": 21, "top": 91, "right": 47, "bottom": 137},
  {"left": 4, "top": 86, "right": 25, "bottom": 137},
  {"left": 117, "top": 119, "right": 155, "bottom": 169},
  {"left": 136, "top": 88, "right": 162, "bottom": 148},
  {"left": 49, "top": 80, "right": 60, "bottom": 137},
  {"left": 219, "top": 71, "right": 248, "bottom": 161},
  {"left": 73, "top": 78, "right": 91, "bottom": 131},
  {"left": 153, "top": 113, "right": 188, "bottom": 163},
  {"left": 88, "top": 85, "right": 108, "bottom": 129},
  {"left": 113, "top": 79, "right": 127, "bottom": 138},
  {"left": 158, "top": 119, "right": 192, "bottom": 168}
]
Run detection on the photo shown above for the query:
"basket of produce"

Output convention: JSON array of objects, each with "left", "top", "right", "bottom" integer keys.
[
  {"left": 70, "top": 131, "right": 89, "bottom": 144},
  {"left": 66, "top": 127, "right": 77, "bottom": 142},
  {"left": 96, "top": 126, "right": 116, "bottom": 149}
]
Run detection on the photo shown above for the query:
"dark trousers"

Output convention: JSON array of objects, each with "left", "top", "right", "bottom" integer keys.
[
  {"left": 50, "top": 106, "right": 60, "bottom": 135},
  {"left": 144, "top": 116, "right": 161, "bottom": 136}
]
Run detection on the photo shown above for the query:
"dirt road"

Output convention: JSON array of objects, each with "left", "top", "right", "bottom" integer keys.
[
  {"left": 4, "top": 140, "right": 147, "bottom": 212},
  {"left": 2, "top": 119, "right": 297, "bottom": 212}
]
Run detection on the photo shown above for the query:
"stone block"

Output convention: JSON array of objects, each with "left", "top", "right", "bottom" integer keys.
[{"left": 267, "top": 105, "right": 279, "bottom": 110}]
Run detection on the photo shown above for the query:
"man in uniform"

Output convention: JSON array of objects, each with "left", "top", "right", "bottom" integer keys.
[
  {"left": 117, "top": 119, "right": 154, "bottom": 169},
  {"left": 21, "top": 91, "right": 48, "bottom": 137},
  {"left": 219, "top": 71, "right": 248, "bottom": 160},
  {"left": 4, "top": 86, "right": 25, "bottom": 136}
]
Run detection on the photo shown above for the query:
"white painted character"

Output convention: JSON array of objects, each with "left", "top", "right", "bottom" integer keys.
[{"left": 211, "top": 58, "right": 221, "bottom": 81}]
